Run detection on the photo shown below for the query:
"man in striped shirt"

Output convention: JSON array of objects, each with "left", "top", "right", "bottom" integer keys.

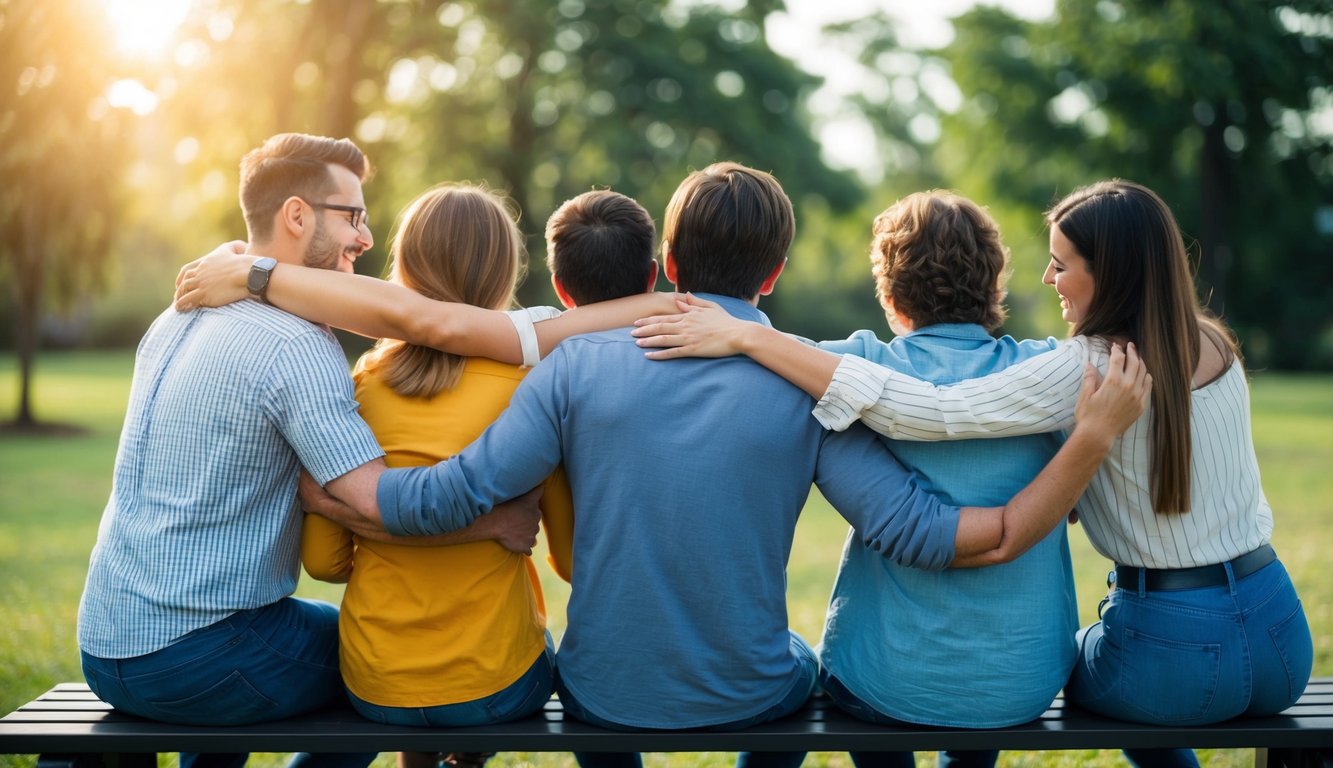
[{"left": 76, "top": 134, "right": 532, "bottom": 768}]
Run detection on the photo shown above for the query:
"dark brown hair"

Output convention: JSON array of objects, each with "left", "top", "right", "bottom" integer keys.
[
  {"left": 1047, "top": 179, "right": 1238, "bottom": 514},
  {"left": 545, "top": 190, "right": 657, "bottom": 304},
  {"left": 661, "top": 162, "right": 793, "bottom": 299},
  {"left": 870, "top": 191, "right": 1009, "bottom": 331},
  {"left": 239, "top": 133, "right": 369, "bottom": 242}
]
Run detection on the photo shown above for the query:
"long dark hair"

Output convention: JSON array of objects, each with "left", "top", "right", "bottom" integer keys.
[{"left": 1047, "top": 180, "right": 1237, "bottom": 514}]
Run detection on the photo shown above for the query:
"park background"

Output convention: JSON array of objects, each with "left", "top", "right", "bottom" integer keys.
[{"left": 1, "top": 0, "right": 1331, "bottom": 766}]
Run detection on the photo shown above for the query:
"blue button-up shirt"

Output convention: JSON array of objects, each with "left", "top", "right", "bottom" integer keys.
[
  {"left": 818, "top": 324, "right": 1077, "bottom": 727},
  {"left": 78, "top": 302, "right": 383, "bottom": 658},
  {"left": 378, "top": 295, "right": 961, "bottom": 729}
]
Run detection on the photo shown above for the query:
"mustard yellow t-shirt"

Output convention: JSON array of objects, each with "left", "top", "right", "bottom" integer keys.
[{"left": 302, "top": 355, "right": 574, "bottom": 707}]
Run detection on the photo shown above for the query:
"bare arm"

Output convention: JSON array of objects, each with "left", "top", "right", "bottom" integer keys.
[
  {"left": 633, "top": 294, "right": 841, "bottom": 398},
  {"left": 635, "top": 295, "right": 1091, "bottom": 441},
  {"left": 302, "top": 468, "right": 542, "bottom": 553},
  {"left": 950, "top": 344, "right": 1151, "bottom": 567},
  {"left": 174, "top": 245, "right": 682, "bottom": 363}
]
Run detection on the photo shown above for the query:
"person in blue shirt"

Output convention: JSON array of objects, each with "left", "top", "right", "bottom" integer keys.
[
  {"left": 302, "top": 162, "right": 1150, "bottom": 768},
  {"left": 813, "top": 191, "right": 1075, "bottom": 768}
]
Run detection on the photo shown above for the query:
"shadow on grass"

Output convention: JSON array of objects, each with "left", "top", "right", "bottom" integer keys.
[{"left": 0, "top": 420, "right": 91, "bottom": 438}]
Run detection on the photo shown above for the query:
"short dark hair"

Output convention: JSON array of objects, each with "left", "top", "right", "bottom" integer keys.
[
  {"left": 239, "top": 133, "right": 370, "bottom": 241},
  {"left": 661, "top": 162, "right": 793, "bottom": 299},
  {"left": 545, "top": 190, "right": 657, "bottom": 304},
  {"left": 870, "top": 191, "right": 1009, "bottom": 331}
]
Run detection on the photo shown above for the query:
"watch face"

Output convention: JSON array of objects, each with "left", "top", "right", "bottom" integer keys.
[{"left": 248, "top": 257, "right": 277, "bottom": 295}]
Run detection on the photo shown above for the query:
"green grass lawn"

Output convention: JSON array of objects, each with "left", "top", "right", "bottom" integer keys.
[{"left": 2, "top": 351, "right": 1329, "bottom": 768}]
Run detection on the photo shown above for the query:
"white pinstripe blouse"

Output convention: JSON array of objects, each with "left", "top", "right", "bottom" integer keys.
[{"left": 814, "top": 336, "right": 1272, "bottom": 569}]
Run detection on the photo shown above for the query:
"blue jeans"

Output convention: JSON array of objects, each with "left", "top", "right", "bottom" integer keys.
[
  {"left": 562, "top": 632, "right": 818, "bottom": 768},
  {"left": 81, "top": 597, "right": 373, "bottom": 768},
  {"left": 348, "top": 633, "right": 555, "bottom": 726},
  {"left": 820, "top": 671, "right": 995, "bottom": 768},
  {"left": 1067, "top": 557, "right": 1313, "bottom": 726}
]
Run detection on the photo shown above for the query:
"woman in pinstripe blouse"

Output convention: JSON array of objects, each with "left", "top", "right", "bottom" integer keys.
[{"left": 632, "top": 180, "right": 1314, "bottom": 730}]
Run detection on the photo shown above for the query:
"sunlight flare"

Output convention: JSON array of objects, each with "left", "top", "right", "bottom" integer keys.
[{"left": 103, "top": 0, "right": 194, "bottom": 58}]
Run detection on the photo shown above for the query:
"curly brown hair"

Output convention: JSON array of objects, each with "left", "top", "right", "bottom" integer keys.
[{"left": 869, "top": 191, "right": 1009, "bottom": 331}]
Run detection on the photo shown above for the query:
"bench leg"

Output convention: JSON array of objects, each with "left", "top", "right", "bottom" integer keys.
[{"left": 38, "top": 754, "right": 156, "bottom": 768}]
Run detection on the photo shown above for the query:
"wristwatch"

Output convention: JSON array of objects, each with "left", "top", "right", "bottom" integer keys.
[{"left": 246, "top": 257, "right": 278, "bottom": 303}]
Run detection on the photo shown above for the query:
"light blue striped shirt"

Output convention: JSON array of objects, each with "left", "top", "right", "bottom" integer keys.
[{"left": 78, "top": 302, "right": 383, "bottom": 659}]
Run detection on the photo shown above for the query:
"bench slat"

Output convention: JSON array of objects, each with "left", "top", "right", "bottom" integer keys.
[{"left": 3, "top": 681, "right": 1331, "bottom": 756}]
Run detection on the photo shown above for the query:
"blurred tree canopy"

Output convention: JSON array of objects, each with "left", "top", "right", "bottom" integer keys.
[
  {"left": 0, "top": 0, "right": 134, "bottom": 426},
  {"left": 924, "top": 0, "right": 1333, "bottom": 367},
  {"left": 4, "top": 0, "right": 1333, "bottom": 427}
]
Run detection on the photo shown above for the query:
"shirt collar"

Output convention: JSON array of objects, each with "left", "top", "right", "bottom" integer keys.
[
  {"left": 905, "top": 323, "right": 993, "bottom": 341},
  {"left": 691, "top": 293, "right": 773, "bottom": 328}
]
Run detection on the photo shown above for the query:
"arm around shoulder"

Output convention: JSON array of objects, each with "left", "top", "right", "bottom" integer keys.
[{"left": 950, "top": 343, "right": 1150, "bottom": 567}]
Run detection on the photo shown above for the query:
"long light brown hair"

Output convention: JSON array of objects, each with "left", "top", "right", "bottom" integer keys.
[
  {"left": 1047, "top": 180, "right": 1238, "bottom": 514},
  {"left": 362, "top": 183, "right": 525, "bottom": 398}
]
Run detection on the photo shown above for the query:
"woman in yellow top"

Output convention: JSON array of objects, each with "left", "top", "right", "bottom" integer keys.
[{"left": 300, "top": 184, "right": 572, "bottom": 757}]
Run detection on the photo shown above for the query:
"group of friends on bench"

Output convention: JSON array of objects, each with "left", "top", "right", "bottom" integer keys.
[{"left": 78, "top": 133, "right": 1314, "bottom": 768}]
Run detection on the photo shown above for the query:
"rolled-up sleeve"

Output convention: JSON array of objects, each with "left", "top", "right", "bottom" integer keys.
[
  {"left": 377, "top": 350, "right": 570, "bottom": 536},
  {"left": 813, "top": 338, "right": 1092, "bottom": 440},
  {"left": 813, "top": 423, "right": 959, "bottom": 571}
]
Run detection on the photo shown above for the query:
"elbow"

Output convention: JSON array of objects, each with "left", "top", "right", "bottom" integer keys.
[
  {"left": 405, "top": 309, "right": 457, "bottom": 351},
  {"left": 303, "top": 559, "right": 352, "bottom": 584},
  {"left": 983, "top": 535, "right": 1032, "bottom": 565}
]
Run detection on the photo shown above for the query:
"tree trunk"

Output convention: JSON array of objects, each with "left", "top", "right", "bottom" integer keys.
[
  {"left": 11, "top": 205, "right": 44, "bottom": 427},
  {"left": 1198, "top": 110, "right": 1231, "bottom": 315},
  {"left": 503, "top": 39, "right": 544, "bottom": 306},
  {"left": 322, "top": 0, "right": 378, "bottom": 140}
]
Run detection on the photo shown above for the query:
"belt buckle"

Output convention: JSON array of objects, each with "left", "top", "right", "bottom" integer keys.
[{"left": 1098, "top": 569, "right": 1116, "bottom": 619}]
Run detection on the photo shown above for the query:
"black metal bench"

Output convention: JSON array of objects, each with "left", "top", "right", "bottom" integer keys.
[{"left": 2, "top": 679, "right": 1331, "bottom": 767}]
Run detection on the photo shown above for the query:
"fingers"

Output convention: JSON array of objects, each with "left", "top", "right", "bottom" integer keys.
[
  {"left": 632, "top": 326, "right": 686, "bottom": 347},
  {"left": 642, "top": 345, "right": 694, "bottom": 361},
  {"left": 174, "top": 282, "right": 200, "bottom": 312},
  {"left": 1081, "top": 361, "right": 1100, "bottom": 393},
  {"left": 682, "top": 293, "right": 721, "bottom": 310},
  {"left": 632, "top": 316, "right": 688, "bottom": 331}
]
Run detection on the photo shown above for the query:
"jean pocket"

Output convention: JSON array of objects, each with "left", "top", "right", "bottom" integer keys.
[
  {"left": 145, "top": 669, "right": 278, "bottom": 725},
  {"left": 1268, "top": 602, "right": 1314, "bottom": 709},
  {"left": 1119, "top": 628, "right": 1221, "bottom": 723},
  {"left": 486, "top": 667, "right": 552, "bottom": 723}
]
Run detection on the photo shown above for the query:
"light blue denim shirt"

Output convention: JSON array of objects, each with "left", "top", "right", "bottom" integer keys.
[
  {"left": 818, "top": 324, "right": 1079, "bottom": 727},
  {"left": 78, "top": 302, "right": 384, "bottom": 659},
  {"left": 378, "top": 295, "right": 962, "bottom": 729}
]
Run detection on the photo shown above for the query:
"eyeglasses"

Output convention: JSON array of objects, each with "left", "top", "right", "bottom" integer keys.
[{"left": 305, "top": 200, "right": 369, "bottom": 231}]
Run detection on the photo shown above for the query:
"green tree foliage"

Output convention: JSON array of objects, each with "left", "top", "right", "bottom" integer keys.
[
  {"left": 0, "top": 0, "right": 134, "bottom": 426},
  {"left": 932, "top": 0, "right": 1333, "bottom": 367},
  {"left": 1, "top": 0, "right": 862, "bottom": 419},
  {"left": 347, "top": 0, "right": 863, "bottom": 305}
]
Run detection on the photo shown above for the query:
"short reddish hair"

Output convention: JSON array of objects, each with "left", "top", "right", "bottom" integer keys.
[{"left": 869, "top": 191, "right": 1009, "bottom": 331}]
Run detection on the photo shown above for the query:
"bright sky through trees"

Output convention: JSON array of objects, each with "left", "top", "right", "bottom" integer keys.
[
  {"left": 764, "top": 0, "right": 1056, "bottom": 179},
  {"left": 103, "top": 0, "right": 194, "bottom": 57}
]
